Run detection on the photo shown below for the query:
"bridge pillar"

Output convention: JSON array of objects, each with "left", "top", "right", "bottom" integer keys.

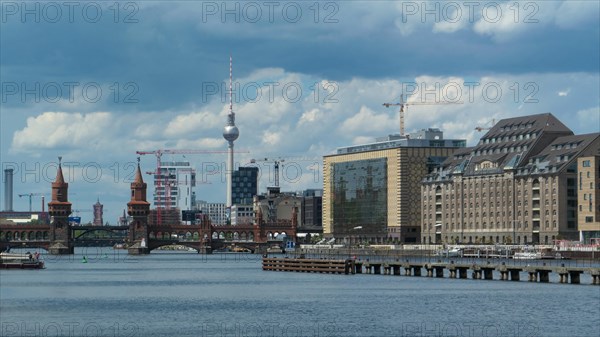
[
  {"left": 568, "top": 271, "right": 582, "bottom": 284},
  {"left": 482, "top": 268, "right": 494, "bottom": 280},
  {"left": 538, "top": 270, "right": 550, "bottom": 283},
  {"left": 127, "top": 161, "right": 150, "bottom": 255},
  {"left": 48, "top": 158, "right": 74, "bottom": 255}
]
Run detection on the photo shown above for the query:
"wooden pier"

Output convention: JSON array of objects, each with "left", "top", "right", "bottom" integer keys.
[
  {"left": 262, "top": 258, "right": 600, "bottom": 285},
  {"left": 262, "top": 257, "right": 356, "bottom": 274}
]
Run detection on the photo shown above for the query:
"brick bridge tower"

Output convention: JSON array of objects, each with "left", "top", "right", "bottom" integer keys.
[
  {"left": 48, "top": 157, "right": 73, "bottom": 254},
  {"left": 127, "top": 158, "right": 150, "bottom": 254}
]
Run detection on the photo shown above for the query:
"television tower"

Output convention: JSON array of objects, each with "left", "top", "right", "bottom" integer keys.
[{"left": 222, "top": 55, "right": 239, "bottom": 208}]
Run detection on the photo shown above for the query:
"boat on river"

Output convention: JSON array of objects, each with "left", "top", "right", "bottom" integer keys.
[{"left": 0, "top": 252, "right": 45, "bottom": 269}]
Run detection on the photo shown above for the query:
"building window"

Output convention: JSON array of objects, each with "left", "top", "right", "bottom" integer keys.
[{"left": 582, "top": 160, "right": 591, "bottom": 167}]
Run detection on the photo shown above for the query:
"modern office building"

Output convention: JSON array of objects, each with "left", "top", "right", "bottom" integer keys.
[
  {"left": 577, "top": 156, "right": 600, "bottom": 242},
  {"left": 232, "top": 166, "right": 258, "bottom": 205},
  {"left": 231, "top": 204, "right": 254, "bottom": 225},
  {"left": 153, "top": 161, "right": 196, "bottom": 211},
  {"left": 323, "top": 128, "right": 467, "bottom": 244},
  {"left": 301, "top": 189, "right": 322, "bottom": 228},
  {"left": 195, "top": 200, "right": 227, "bottom": 226},
  {"left": 422, "top": 113, "right": 600, "bottom": 245}
]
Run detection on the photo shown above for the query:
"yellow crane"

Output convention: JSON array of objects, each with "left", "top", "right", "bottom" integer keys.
[{"left": 383, "top": 95, "right": 462, "bottom": 136}]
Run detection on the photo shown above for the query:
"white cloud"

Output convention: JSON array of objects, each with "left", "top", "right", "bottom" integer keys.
[
  {"left": 341, "top": 106, "right": 396, "bottom": 134},
  {"left": 262, "top": 131, "right": 282, "bottom": 146},
  {"left": 164, "top": 110, "right": 221, "bottom": 137},
  {"left": 298, "top": 108, "right": 322, "bottom": 125},
  {"left": 12, "top": 112, "right": 113, "bottom": 152}
]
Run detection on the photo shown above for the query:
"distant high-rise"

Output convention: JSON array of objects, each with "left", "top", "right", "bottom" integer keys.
[
  {"left": 232, "top": 166, "right": 258, "bottom": 205},
  {"left": 93, "top": 198, "right": 104, "bottom": 226},
  {"left": 222, "top": 55, "right": 239, "bottom": 209},
  {"left": 3, "top": 169, "right": 13, "bottom": 211}
]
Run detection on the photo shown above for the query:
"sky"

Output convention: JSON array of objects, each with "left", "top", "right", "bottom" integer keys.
[{"left": 1, "top": 0, "right": 599, "bottom": 224}]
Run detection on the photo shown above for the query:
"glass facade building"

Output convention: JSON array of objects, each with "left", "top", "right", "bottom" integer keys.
[
  {"left": 331, "top": 158, "right": 388, "bottom": 237},
  {"left": 232, "top": 167, "right": 259, "bottom": 205}
]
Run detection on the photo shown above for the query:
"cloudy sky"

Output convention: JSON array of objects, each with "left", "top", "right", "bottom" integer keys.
[{"left": 1, "top": 0, "right": 599, "bottom": 223}]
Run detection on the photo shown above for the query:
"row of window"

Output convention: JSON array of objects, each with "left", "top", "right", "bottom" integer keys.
[
  {"left": 425, "top": 177, "right": 558, "bottom": 192},
  {"left": 425, "top": 220, "right": 558, "bottom": 231},
  {"left": 425, "top": 208, "right": 559, "bottom": 220},
  {"left": 551, "top": 141, "right": 582, "bottom": 151},
  {"left": 424, "top": 235, "right": 557, "bottom": 245}
]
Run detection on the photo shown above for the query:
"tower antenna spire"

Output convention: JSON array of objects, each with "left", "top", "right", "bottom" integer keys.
[
  {"left": 222, "top": 55, "right": 240, "bottom": 209},
  {"left": 229, "top": 55, "right": 233, "bottom": 115}
]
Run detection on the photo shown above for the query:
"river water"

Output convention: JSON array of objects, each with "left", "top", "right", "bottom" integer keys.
[{"left": 1, "top": 247, "right": 599, "bottom": 337}]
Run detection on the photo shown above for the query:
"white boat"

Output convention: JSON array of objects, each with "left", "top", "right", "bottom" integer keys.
[
  {"left": 436, "top": 247, "right": 462, "bottom": 257},
  {"left": 0, "top": 252, "right": 45, "bottom": 269},
  {"left": 513, "top": 251, "right": 542, "bottom": 260}
]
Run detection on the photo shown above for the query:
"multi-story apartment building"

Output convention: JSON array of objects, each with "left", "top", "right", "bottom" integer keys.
[
  {"left": 422, "top": 113, "right": 600, "bottom": 245},
  {"left": 578, "top": 156, "right": 600, "bottom": 242},
  {"left": 323, "top": 128, "right": 466, "bottom": 244}
]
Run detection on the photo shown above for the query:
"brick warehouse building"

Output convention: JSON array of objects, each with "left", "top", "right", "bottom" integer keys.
[{"left": 422, "top": 113, "right": 600, "bottom": 245}]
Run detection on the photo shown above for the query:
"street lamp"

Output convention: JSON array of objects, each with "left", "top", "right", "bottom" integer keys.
[{"left": 349, "top": 226, "right": 363, "bottom": 259}]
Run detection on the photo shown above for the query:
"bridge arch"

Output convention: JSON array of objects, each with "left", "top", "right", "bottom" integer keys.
[{"left": 73, "top": 228, "right": 128, "bottom": 240}]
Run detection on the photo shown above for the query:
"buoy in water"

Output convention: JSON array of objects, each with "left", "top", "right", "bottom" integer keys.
[{"left": 82, "top": 256, "right": 88, "bottom": 263}]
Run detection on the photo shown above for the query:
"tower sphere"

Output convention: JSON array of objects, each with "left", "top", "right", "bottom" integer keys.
[{"left": 223, "top": 125, "right": 239, "bottom": 142}]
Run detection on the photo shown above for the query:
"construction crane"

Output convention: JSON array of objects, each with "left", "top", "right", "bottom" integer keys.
[
  {"left": 137, "top": 149, "right": 245, "bottom": 225},
  {"left": 250, "top": 156, "right": 321, "bottom": 188},
  {"left": 383, "top": 95, "right": 463, "bottom": 136},
  {"left": 18, "top": 193, "right": 46, "bottom": 212},
  {"left": 475, "top": 118, "right": 496, "bottom": 132}
]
